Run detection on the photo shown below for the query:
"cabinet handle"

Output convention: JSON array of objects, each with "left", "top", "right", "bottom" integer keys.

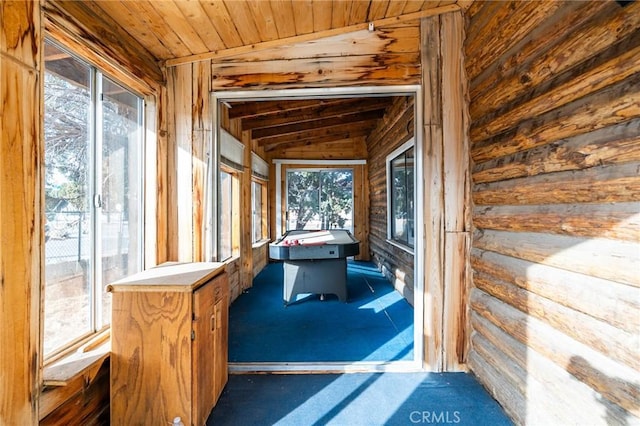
[{"left": 210, "top": 314, "right": 216, "bottom": 331}]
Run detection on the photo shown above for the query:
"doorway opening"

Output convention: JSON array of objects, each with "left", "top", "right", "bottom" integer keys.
[{"left": 210, "top": 86, "right": 424, "bottom": 373}]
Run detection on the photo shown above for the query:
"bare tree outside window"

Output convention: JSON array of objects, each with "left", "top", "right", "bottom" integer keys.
[
  {"left": 43, "top": 40, "right": 143, "bottom": 357},
  {"left": 286, "top": 169, "right": 353, "bottom": 231}
]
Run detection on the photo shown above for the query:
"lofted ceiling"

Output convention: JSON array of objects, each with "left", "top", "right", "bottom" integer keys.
[{"left": 46, "top": 1, "right": 472, "bottom": 155}]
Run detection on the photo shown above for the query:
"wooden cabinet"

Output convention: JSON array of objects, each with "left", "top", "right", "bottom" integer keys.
[{"left": 108, "top": 262, "right": 229, "bottom": 426}]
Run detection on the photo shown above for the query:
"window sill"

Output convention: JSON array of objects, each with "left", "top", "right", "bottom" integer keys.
[
  {"left": 42, "top": 330, "right": 110, "bottom": 387},
  {"left": 385, "top": 239, "right": 415, "bottom": 255},
  {"left": 40, "top": 335, "right": 111, "bottom": 420},
  {"left": 223, "top": 254, "right": 241, "bottom": 264},
  {"left": 252, "top": 239, "right": 271, "bottom": 249}
]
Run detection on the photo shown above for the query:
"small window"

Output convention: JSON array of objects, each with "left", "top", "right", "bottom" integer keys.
[
  {"left": 387, "top": 140, "right": 415, "bottom": 250},
  {"left": 219, "top": 168, "right": 240, "bottom": 261},
  {"left": 252, "top": 180, "right": 267, "bottom": 243}
]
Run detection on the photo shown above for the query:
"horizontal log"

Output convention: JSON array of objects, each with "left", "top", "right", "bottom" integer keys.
[
  {"left": 473, "top": 202, "right": 640, "bottom": 242},
  {"left": 473, "top": 119, "right": 640, "bottom": 184},
  {"left": 472, "top": 32, "right": 640, "bottom": 142},
  {"left": 465, "top": 0, "right": 563, "bottom": 85},
  {"left": 467, "top": 1, "right": 613, "bottom": 103},
  {"left": 369, "top": 238, "right": 415, "bottom": 267},
  {"left": 471, "top": 330, "right": 616, "bottom": 425},
  {"left": 473, "top": 161, "right": 640, "bottom": 206},
  {"left": 471, "top": 248, "right": 640, "bottom": 332},
  {"left": 469, "top": 1, "right": 640, "bottom": 120},
  {"left": 211, "top": 54, "right": 421, "bottom": 90},
  {"left": 473, "top": 270, "right": 639, "bottom": 371},
  {"left": 471, "top": 74, "right": 640, "bottom": 163},
  {"left": 467, "top": 347, "right": 527, "bottom": 425},
  {"left": 473, "top": 229, "right": 640, "bottom": 287},
  {"left": 464, "top": 1, "right": 504, "bottom": 44},
  {"left": 471, "top": 332, "right": 527, "bottom": 401},
  {"left": 471, "top": 290, "right": 640, "bottom": 418},
  {"left": 366, "top": 97, "right": 414, "bottom": 148},
  {"left": 472, "top": 312, "right": 637, "bottom": 422}
]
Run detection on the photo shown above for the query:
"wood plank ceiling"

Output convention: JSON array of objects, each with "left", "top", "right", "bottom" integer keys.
[
  {"left": 88, "top": 0, "right": 468, "bottom": 63},
  {"left": 48, "top": 0, "right": 472, "bottom": 153},
  {"left": 224, "top": 96, "right": 398, "bottom": 152}
]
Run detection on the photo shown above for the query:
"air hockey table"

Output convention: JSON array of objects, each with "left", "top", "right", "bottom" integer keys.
[{"left": 269, "top": 229, "right": 360, "bottom": 305}]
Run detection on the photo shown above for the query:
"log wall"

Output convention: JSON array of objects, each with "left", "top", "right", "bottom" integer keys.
[
  {"left": 465, "top": 1, "right": 640, "bottom": 424},
  {"left": 0, "top": 2, "right": 43, "bottom": 424},
  {"left": 366, "top": 96, "right": 416, "bottom": 302}
]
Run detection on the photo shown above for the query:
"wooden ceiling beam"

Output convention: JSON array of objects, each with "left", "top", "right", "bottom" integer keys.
[
  {"left": 263, "top": 130, "right": 371, "bottom": 152},
  {"left": 256, "top": 120, "right": 376, "bottom": 146},
  {"left": 241, "top": 97, "right": 394, "bottom": 131},
  {"left": 227, "top": 98, "right": 349, "bottom": 119},
  {"left": 44, "top": 0, "right": 164, "bottom": 89},
  {"left": 165, "top": 3, "right": 460, "bottom": 67},
  {"left": 251, "top": 109, "right": 385, "bottom": 139}
]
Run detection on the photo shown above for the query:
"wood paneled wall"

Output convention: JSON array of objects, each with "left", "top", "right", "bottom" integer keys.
[
  {"left": 168, "top": 21, "right": 422, "bottom": 292},
  {"left": 40, "top": 361, "right": 110, "bottom": 425},
  {"left": 366, "top": 96, "right": 416, "bottom": 302},
  {"left": 465, "top": 1, "right": 640, "bottom": 424},
  {"left": 0, "top": 2, "right": 42, "bottom": 424},
  {"left": 209, "top": 22, "right": 421, "bottom": 91}
]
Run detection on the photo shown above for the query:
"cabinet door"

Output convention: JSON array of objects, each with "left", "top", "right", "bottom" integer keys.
[
  {"left": 213, "top": 290, "right": 229, "bottom": 402},
  {"left": 192, "top": 281, "right": 216, "bottom": 426}
]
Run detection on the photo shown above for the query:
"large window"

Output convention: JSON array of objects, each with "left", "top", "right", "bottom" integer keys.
[
  {"left": 286, "top": 169, "right": 353, "bottom": 231},
  {"left": 387, "top": 140, "right": 415, "bottom": 250},
  {"left": 43, "top": 40, "right": 144, "bottom": 357}
]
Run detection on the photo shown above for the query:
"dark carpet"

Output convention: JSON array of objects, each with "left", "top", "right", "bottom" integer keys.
[
  {"left": 228, "top": 260, "right": 414, "bottom": 362},
  {"left": 207, "top": 372, "right": 513, "bottom": 426}
]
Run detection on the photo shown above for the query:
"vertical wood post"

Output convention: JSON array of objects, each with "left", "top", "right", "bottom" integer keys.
[
  {"left": 168, "top": 64, "right": 194, "bottom": 261},
  {"left": 0, "top": 1, "right": 42, "bottom": 422},
  {"left": 154, "top": 85, "right": 169, "bottom": 265},
  {"left": 192, "top": 60, "right": 211, "bottom": 261},
  {"left": 421, "top": 15, "right": 445, "bottom": 371},
  {"left": 240, "top": 128, "right": 254, "bottom": 291},
  {"left": 441, "top": 11, "right": 471, "bottom": 371},
  {"left": 421, "top": 11, "right": 471, "bottom": 371}
]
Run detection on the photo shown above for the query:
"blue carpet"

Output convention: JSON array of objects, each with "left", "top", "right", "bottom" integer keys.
[
  {"left": 207, "top": 372, "right": 513, "bottom": 426},
  {"left": 229, "top": 261, "right": 414, "bottom": 362}
]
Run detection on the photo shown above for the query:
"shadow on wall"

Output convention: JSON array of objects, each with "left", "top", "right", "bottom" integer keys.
[{"left": 568, "top": 356, "right": 637, "bottom": 425}]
